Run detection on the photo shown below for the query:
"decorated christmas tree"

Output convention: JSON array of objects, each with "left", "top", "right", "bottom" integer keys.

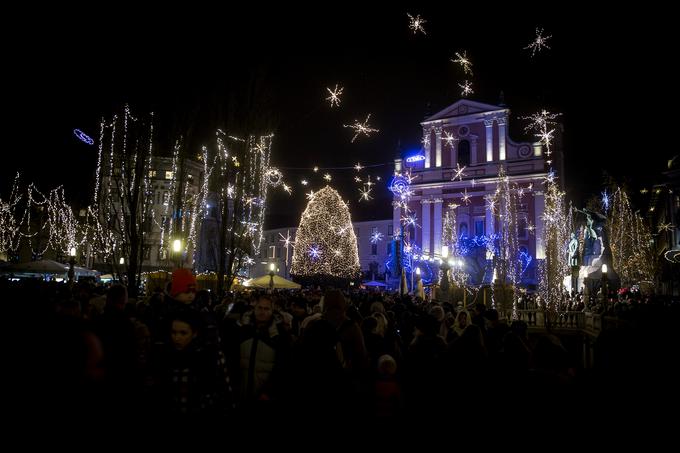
[{"left": 291, "top": 185, "right": 360, "bottom": 283}]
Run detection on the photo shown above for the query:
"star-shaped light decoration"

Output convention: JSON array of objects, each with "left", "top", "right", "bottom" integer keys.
[
  {"left": 359, "top": 185, "right": 373, "bottom": 202},
  {"left": 309, "top": 245, "right": 322, "bottom": 260},
  {"left": 461, "top": 188, "right": 471, "bottom": 205},
  {"left": 451, "top": 51, "right": 473, "bottom": 76},
  {"left": 524, "top": 27, "right": 552, "bottom": 57},
  {"left": 658, "top": 222, "right": 675, "bottom": 233},
  {"left": 344, "top": 114, "right": 379, "bottom": 143},
  {"left": 459, "top": 80, "right": 474, "bottom": 97},
  {"left": 326, "top": 84, "right": 344, "bottom": 107},
  {"left": 443, "top": 131, "right": 458, "bottom": 148},
  {"left": 452, "top": 163, "right": 467, "bottom": 181},
  {"left": 407, "top": 13, "right": 427, "bottom": 35},
  {"left": 279, "top": 231, "right": 293, "bottom": 248}
]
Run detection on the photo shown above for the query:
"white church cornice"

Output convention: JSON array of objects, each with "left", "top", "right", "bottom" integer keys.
[{"left": 421, "top": 99, "right": 509, "bottom": 125}]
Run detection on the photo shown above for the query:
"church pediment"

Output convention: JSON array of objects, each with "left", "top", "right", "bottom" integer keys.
[{"left": 423, "top": 99, "right": 507, "bottom": 123}]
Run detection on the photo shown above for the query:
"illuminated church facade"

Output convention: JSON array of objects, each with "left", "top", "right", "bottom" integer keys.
[{"left": 392, "top": 99, "right": 560, "bottom": 285}]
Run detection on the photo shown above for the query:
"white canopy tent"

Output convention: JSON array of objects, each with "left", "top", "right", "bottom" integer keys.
[
  {"left": 244, "top": 274, "right": 301, "bottom": 289},
  {"left": 1, "top": 260, "right": 69, "bottom": 274}
]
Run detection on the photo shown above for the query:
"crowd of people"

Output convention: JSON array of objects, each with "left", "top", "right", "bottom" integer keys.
[{"left": 8, "top": 270, "right": 679, "bottom": 424}]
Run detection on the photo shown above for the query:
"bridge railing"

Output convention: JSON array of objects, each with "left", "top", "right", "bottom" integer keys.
[{"left": 499, "top": 309, "right": 589, "bottom": 330}]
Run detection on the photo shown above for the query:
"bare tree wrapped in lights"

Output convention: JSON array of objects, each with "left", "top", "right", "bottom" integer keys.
[
  {"left": 524, "top": 109, "right": 571, "bottom": 314},
  {"left": 607, "top": 187, "right": 656, "bottom": 288},
  {"left": 491, "top": 165, "right": 522, "bottom": 315},
  {"left": 442, "top": 207, "right": 468, "bottom": 288},
  {"left": 0, "top": 173, "right": 24, "bottom": 260},
  {"left": 538, "top": 180, "right": 571, "bottom": 313},
  {"left": 89, "top": 105, "right": 156, "bottom": 295},
  {"left": 291, "top": 186, "right": 360, "bottom": 284},
  {"left": 209, "top": 131, "right": 276, "bottom": 295}
]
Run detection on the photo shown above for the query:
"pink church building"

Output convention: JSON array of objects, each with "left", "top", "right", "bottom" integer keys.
[{"left": 392, "top": 99, "right": 560, "bottom": 284}]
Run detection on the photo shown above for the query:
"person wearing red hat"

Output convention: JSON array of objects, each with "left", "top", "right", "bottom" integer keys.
[{"left": 170, "top": 268, "right": 197, "bottom": 304}]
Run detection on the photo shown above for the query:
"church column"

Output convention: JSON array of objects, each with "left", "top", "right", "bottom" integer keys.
[
  {"left": 422, "top": 200, "right": 431, "bottom": 255},
  {"left": 484, "top": 119, "right": 494, "bottom": 162},
  {"left": 485, "top": 201, "right": 495, "bottom": 238},
  {"left": 424, "top": 127, "right": 432, "bottom": 168},
  {"left": 435, "top": 127, "right": 442, "bottom": 167},
  {"left": 433, "top": 199, "right": 443, "bottom": 256},
  {"left": 534, "top": 191, "right": 545, "bottom": 259},
  {"left": 498, "top": 117, "right": 507, "bottom": 161},
  {"left": 470, "top": 136, "right": 478, "bottom": 165}
]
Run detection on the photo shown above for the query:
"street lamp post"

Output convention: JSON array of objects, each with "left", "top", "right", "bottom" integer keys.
[
  {"left": 601, "top": 264, "right": 608, "bottom": 307},
  {"left": 68, "top": 247, "right": 76, "bottom": 286},
  {"left": 268, "top": 262, "right": 276, "bottom": 291},
  {"left": 440, "top": 246, "right": 450, "bottom": 299},
  {"left": 173, "top": 239, "right": 183, "bottom": 268},
  {"left": 415, "top": 267, "right": 424, "bottom": 299}
]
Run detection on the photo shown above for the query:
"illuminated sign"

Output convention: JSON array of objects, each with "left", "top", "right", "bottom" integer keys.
[{"left": 405, "top": 154, "right": 425, "bottom": 163}]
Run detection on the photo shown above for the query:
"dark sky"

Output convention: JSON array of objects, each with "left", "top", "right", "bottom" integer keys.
[{"left": 5, "top": 5, "right": 674, "bottom": 228}]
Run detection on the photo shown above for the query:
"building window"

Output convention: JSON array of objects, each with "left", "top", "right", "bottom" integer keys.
[
  {"left": 459, "top": 222, "right": 468, "bottom": 238},
  {"left": 458, "top": 140, "right": 471, "bottom": 166},
  {"left": 148, "top": 170, "right": 157, "bottom": 178},
  {"left": 158, "top": 248, "right": 168, "bottom": 260},
  {"left": 474, "top": 218, "right": 485, "bottom": 237},
  {"left": 162, "top": 192, "right": 170, "bottom": 206},
  {"left": 371, "top": 243, "right": 377, "bottom": 255},
  {"left": 143, "top": 247, "right": 151, "bottom": 260},
  {"left": 388, "top": 224, "right": 393, "bottom": 236},
  {"left": 268, "top": 245, "right": 276, "bottom": 259},
  {"left": 518, "top": 216, "right": 528, "bottom": 239},
  {"left": 165, "top": 171, "right": 173, "bottom": 180}
]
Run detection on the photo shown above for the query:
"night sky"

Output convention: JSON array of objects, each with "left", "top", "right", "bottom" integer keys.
[{"left": 5, "top": 5, "right": 674, "bottom": 229}]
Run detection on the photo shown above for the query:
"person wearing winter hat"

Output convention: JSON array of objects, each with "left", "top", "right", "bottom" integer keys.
[{"left": 170, "top": 268, "right": 197, "bottom": 304}]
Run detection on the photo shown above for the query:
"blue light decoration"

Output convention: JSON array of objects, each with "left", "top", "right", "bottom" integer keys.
[
  {"left": 518, "top": 249, "right": 533, "bottom": 276},
  {"left": 309, "top": 245, "right": 322, "bottom": 260},
  {"left": 73, "top": 129, "right": 94, "bottom": 145},
  {"left": 388, "top": 174, "right": 411, "bottom": 197},
  {"left": 384, "top": 243, "right": 435, "bottom": 285}
]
